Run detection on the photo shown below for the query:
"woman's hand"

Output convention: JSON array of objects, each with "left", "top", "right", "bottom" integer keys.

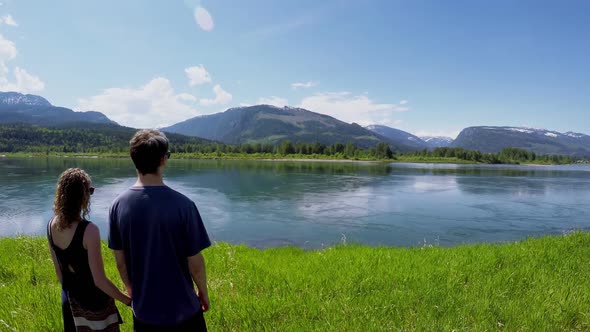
[
  {"left": 123, "top": 295, "right": 132, "bottom": 307},
  {"left": 126, "top": 287, "right": 132, "bottom": 299},
  {"left": 198, "top": 291, "right": 210, "bottom": 312}
]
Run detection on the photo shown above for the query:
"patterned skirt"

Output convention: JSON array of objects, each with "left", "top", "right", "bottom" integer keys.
[{"left": 67, "top": 294, "right": 122, "bottom": 332}]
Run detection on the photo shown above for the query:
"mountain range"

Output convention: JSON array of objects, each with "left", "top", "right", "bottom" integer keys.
[
  {"left": 0, "top": 92, "right": 210, "bottom": 150},
  {"left": 451, "top": 126, "right": 590, "bottom": 157},
  {"left": 0, "top": 91, "right": 588, "bottom": 157},
  {"left": 420, "top": 136, "right": 455, "bottom": 149},
  {"left": 364, "top": 124, "right": 430, "bottom": 151},
  {"left": 0, "top": 92, "right": 115, "bottom": 126},
  {"left": 162, "top": 105, "right": 385, "bottom": 149}
]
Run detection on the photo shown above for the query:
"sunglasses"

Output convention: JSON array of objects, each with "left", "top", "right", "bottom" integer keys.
[
  {"left": 165, "top": 151, "right": 171, "bottom": 159},
  {"left": 89, "top": 187, "right": 95, "bottom": 195}
]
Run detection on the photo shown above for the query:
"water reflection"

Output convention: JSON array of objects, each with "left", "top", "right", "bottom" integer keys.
[{"left": 1, "top": 157, "right": 589, "bottom": 248}]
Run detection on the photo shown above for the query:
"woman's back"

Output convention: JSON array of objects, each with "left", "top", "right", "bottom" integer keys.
[
  {"left": 50, "top": 219, "right": 80, "bottom": 250},
  {"left": 47, "top": 168, "right": 127, "bottom": 331},
  {"left": 48, "top": 218, "right": 109, "bottom": 309}
]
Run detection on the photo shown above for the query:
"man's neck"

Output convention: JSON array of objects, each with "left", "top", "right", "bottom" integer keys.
[{"left": 135, "top": 172, "right": 165, "bottom": 187}]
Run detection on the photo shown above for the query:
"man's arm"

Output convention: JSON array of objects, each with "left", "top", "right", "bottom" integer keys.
[
  {"left": 108, "top": 203, "right": 131, "bottom": 297},
  {"left": 188, "top": 252, "right": 209, "bottom": 312},
  {"left": 114, "top": 250, "right": 132, "bottom": 298}
]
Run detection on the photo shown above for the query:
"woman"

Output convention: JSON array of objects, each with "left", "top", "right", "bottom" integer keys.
[{"left": 47, "top": 168, "right": 131, "bottom": 332}]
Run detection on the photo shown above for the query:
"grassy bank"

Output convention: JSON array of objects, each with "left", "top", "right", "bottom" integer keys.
[
  {"left": 3, "top": 152, "right": 578, "bottom": 166},
  {"left": 1, "top": 234, "right": 589, "bottom": 331}
]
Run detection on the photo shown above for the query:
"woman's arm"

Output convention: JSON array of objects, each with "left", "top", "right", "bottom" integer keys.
[
  {"left": 47, "top": 241, "right": 63, "bottom": 284},
  {"left": 84, "top": 224, "right": 131, "bottom": 306}
]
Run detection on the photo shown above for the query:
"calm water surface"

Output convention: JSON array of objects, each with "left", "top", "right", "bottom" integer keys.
[{"left": 1, "top": 157, "right": 589, "bottom": 248}]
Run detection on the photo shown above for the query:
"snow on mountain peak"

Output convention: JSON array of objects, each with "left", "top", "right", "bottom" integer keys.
[
  {"left": 565, "top": 132, "right": 587, "bottom": 139},
  {"left": 0, "top": 92, "right": 52, "bottom": 107},
  {"left": 421, "top": 136, "right": 450, "bottom": 141},
  {"left": 506, "top": 127, "right": 535, "bottom": 134}
]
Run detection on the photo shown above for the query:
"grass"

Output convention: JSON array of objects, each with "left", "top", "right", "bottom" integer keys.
[{"left": 1, "top": 234, "right": 590, "bottom": 331}]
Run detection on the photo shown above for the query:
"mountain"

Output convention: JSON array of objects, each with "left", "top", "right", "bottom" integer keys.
[
  {"left": 163, "top": 105, "right": 390, "bottom": 149},
  {"left": 420, "top": 136, "right": 454, "bottom": 148},
  {"left": 0, "top": 91, "right": 115, "bottom": 126},
  {"left": 365, "top": 125, "right": 427, "bottom": 151},
  {"left": 565, "top": 131, "right": 590, "bottom": 147},
  {"left": 451, "top": 126, "right": 590, "bottom": 156},
  {"left": 0, "top": 92, "right": 52, "bottom": 106},
  {"left": 5, "top": 91, "right": 587, "bottom": 157},
  {"left": 0, "top": 92, "right": 214, "bottom": 153},
  {"left": 0, "top": 122, "right": 213, "bottom": 153}
]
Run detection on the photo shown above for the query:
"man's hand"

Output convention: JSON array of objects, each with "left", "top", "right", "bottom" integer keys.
[{"left": 198, "top": 291, "right": 210, "bottom": 312}]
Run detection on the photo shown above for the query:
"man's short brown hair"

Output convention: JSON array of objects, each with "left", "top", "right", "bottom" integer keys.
[{"left": 129, "top": 129, "right": 169, "bottom": 175}]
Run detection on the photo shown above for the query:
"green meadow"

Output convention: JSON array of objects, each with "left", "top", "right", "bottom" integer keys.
[{"left": 1, "top": 233, "right": 589, "bottom": 331}]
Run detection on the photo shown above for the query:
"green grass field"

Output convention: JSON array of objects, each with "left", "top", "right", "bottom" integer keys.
[{"left": 1, "top": 234, "right": 589, "bottom": 331}]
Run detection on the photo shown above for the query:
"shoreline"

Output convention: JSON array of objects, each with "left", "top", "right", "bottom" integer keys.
[
  {"left": 257, "top": 158, "right": 381, "bottom": 164},
  {"left": 0, "top": 152, "right": 576, "bottom": 166}
]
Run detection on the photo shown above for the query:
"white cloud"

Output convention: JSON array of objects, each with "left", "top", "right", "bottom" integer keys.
[
  {"left": 299, "top": 92, "right": 406, "bottom": 126},
  {"left": 399, "top": 100, "right": 408, "bottom": 105},
  {"left": 194, "top": 6, "right": 214, "bottom": 31},
  {"left": 177, "top": 93, "right": 197, "bottom": 102},
  {"left": 0, "top": 33, "right": 17, "bottom": 73},
  {"left": 77, "top": 77, "right": 201, "bottom": 128},
  {"left": 0, "top": 67, "right": 45, "bottom": 93},
  {"left": 200, "top": 84, "right": 232, "bottom": 106},
  {"left": 291, "top": 81, "right": 318, "bottom": 89},
  {"left": 0, "top": 34, "right": 45, "bottom": 93},
  {"left": 0, "top": 15, "right": 17, "bottom": 26},
  {"left": 257, "top": 96, "right": 288, "bottom": 107},
  {"left": 185, "top": 65, "right": 211, "bottom": 86}
]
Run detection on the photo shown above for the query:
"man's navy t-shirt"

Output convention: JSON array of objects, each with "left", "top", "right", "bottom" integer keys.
[{"left": 108, "top": 186, "right": 211, "bottom": 325}]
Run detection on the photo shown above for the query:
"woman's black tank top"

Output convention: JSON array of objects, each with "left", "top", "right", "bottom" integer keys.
[{"left": 47, "top": 219, "right": 110, "bottom": 310}]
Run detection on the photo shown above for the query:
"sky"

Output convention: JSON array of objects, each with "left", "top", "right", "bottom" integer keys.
[{"left": 0, "top": 0, "right": 589, "bottom": 138}]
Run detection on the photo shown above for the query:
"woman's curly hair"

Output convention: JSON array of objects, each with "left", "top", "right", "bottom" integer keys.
[{"left": 53, "top": 168, "right": 92, "bottom": 230}]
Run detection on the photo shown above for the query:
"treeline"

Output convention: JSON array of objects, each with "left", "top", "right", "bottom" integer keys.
[
  {"left": 0, "top": 124, "right": 208, "bottom": 153},
  {"left": 0, "top": 124, "right": 577, "bottom": 164},
  {"left": 172, "top": 141, "right": 394, "bottom": 159},
  {"left": 0, "top": 124, "right": 394, "bottom": 159},
  {"left": 402, "top": 147, "right": 574, "bottom": 164}
]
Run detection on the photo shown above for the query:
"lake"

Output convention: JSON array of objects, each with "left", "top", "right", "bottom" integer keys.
[{"left": 1, "top": 157, "right": 589, "bottom": 248}]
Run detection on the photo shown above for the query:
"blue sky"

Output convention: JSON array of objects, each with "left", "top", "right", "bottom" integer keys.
[{"left": 0, "top": 0, "right": 589, "bottom": 137}]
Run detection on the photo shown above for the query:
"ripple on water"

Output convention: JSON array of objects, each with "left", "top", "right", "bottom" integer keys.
[{"left": 1, "top": 160, "right": 590, "bottom": 247}]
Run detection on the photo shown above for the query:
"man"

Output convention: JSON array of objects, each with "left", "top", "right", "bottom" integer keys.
[{"left": 109, "top": 129, "right": 211, "bottom": 331}]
